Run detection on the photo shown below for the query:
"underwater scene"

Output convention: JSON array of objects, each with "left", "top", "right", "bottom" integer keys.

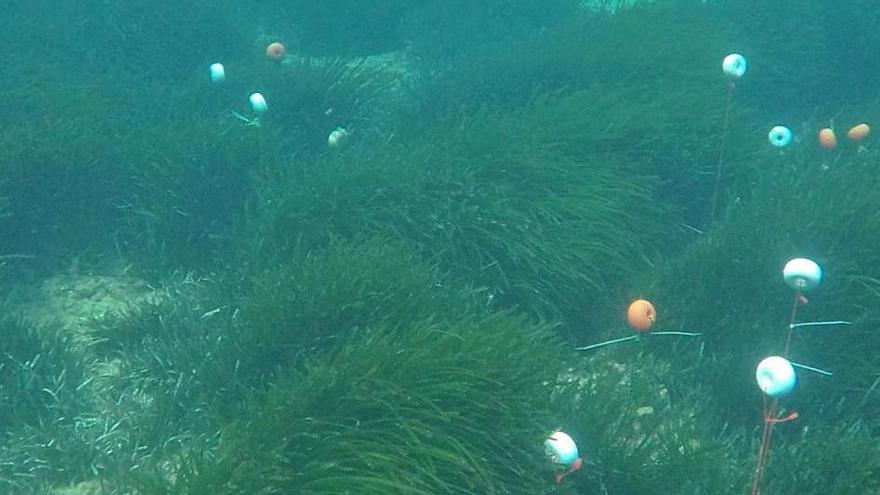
[{"left": 1, "top": 0, "right": 879, "bottom": 493}]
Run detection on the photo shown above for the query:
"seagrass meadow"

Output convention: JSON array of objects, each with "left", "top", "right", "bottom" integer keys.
[{"left": 1, "top": 0, "right": 879, "bottom": 493}]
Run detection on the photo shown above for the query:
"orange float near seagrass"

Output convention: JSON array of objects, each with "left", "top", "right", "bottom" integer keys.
[
  {"left": 847, "top": 123, "right": 870, "bottom": 142},
  {"left": 265, "top": 42, "right": 286, "bottom": 61},
  {"left": 818, "top": 128, "right": 837, "bottom": 150},
  {"left": 627, "top": 299, "right": 656, "bottom": 333}
]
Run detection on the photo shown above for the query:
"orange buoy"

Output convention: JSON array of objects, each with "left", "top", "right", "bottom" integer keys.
[
  {"left": 847, "top": 123, "right": 870, "bottom": 142},
  {"left": 627, "top": 299, "right": 656, "bottom": 333},
  {"left": 818, "top": 128, "right": 837, "bottom": 150},
  {"left": 265, "top": 42, "right": 286, "bottom": 61}
]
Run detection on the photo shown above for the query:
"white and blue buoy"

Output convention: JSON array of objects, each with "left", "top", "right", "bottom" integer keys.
[
  {"left": 249, "top": 92, "right": 268, "bottom": 114},
  {"left": 209, "top": 62, "right": 226, "bottom": 83},
  {"left": 756, "top": 356, "right": 797, "bottom": 397},
  {"left": 783, "top": 258, "right": 822, "bottom": 292},
  {"left": 722, "top": 53, "right": 748, "bottom": 79},
  {"left": 545, "top": 431, "right": 579, "bottom": 467},
  {"left": 768, "top": 125, "right": 793, "bottom": 148},
  {"left": 327, "top": 127, "right": 350, "bottom": 148}
]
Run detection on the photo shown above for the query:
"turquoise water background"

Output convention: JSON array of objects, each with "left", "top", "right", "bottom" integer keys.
[{"left": 1, "top": 1, "right": 879, "bottom": 493}]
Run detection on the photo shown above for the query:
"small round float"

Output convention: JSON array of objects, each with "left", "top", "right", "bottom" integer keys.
[
  {"left": 847, "top": 123, "right": 870, "bottom": 142},
  {"left": 722, "top": 53, "right": 748, "bottom": 79},
  {"left": 266, "top": 41, "right": 286, "bottom": 61},
  {"left": 756, "top": 356, "right": 797, "bottom": 397},
  {"left": 208, "top": 62, "right": 225, "bottom": 83},
  {"left": 818, "top": 128, "right": 837, "bottom": 150},
  {"left": 768, "top": 125, "right": 793, "bottom": 148},
  {"left": 783, "top": 258, "right": 822, "bottom": 292},
  {"left": 627, "top": 299, "right": 656, "bottom": 333},
  {"left": 249, "top": 92, "right": 268, "bottom": 114}
]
